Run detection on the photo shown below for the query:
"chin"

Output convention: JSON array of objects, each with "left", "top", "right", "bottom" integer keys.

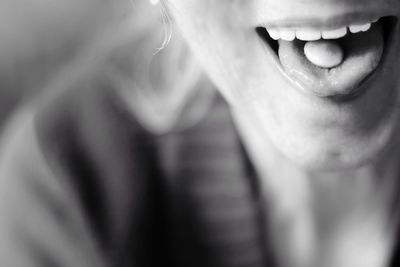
[
  {"left": 266, "top": 114, "right": 399, "bottom": 171},
  {"left": 278, "top": 140, "right": 386, "bottom": 171}
]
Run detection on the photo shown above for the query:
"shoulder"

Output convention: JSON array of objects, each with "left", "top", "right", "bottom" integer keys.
[
  {"left": 0, "top": 76, "right": 161, "bottom": 248},
  {"left": 2, "top": 72, "right": 234, "bottom": 185},
  {"left": 0, "top": 75, "right": 243, "bottom": 265}
]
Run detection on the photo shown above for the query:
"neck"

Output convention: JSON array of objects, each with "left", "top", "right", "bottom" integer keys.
[{"left": 232, "top": 109, "right": 400, "bottom": 267}]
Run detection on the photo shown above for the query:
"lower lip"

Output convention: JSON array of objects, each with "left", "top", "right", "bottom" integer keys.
[{"left": 256, "top": 20, "right": 398, "bottom": 103}]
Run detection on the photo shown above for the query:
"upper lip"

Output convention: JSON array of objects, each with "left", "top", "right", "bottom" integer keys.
[{"left": 255, "top": 6, "right": 398, "bottom": 30}]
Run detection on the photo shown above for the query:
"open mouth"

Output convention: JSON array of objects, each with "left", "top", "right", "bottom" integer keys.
[{"left": 256, "top": 16, "right": 397, "bottom": 102}]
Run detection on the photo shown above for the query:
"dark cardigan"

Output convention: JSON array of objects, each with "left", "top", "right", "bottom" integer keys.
[{"left": 1, "top": 77, "right": 400, "bottom": 267}]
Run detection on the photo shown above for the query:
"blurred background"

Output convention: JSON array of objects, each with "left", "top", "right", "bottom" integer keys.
[{"left": 0, "top": 0, "right": 129, "bottom": 130}]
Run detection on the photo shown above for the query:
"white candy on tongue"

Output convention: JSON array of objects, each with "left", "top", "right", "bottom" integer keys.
[
  {"left": 278, "top": 22, "right": 384, "bottom": 98},
  {"left": 304, "top": 40, "right": 344, "bottom": 69}
]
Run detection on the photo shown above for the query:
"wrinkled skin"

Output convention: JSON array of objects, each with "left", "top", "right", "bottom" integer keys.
[{"left": 165, "top": 0, "right": 400, "bottom": 170}]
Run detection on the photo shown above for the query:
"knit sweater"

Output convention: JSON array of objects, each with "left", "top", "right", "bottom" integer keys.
[{"left": 1, "top": 78, "right": 400, "bottom": 267}]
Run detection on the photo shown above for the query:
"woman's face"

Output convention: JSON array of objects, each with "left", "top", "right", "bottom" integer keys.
[{"left": 165, "top": 0, "right": 400, "bottom": 170}]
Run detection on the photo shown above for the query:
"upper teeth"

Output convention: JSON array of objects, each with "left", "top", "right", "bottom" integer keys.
[{"left": 267, "top": 19, "right": 377, "bottom": 41}]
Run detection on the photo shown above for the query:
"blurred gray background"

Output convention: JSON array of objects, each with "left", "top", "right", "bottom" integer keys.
[{"left": 0, "top": 0, "right": 128, "bottom": 129}]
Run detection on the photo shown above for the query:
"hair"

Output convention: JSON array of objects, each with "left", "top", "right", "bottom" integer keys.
[{"left": 153, "top": 0, "right": 173, "bottom": 53}]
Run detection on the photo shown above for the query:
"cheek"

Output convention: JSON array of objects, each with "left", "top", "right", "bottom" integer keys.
[{"left": 167, "top": 0, "right": 272, "bottom": 102}]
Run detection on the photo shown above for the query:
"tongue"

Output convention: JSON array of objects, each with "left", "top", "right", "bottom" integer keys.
[{"left": 278, "top": 22, "right": 384, "bottom": 97}]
